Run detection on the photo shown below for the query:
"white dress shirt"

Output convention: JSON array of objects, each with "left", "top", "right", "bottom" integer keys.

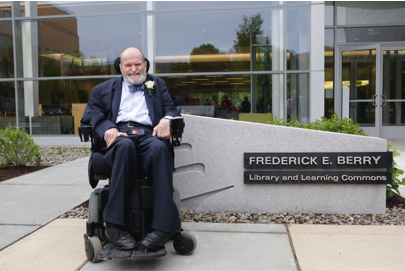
[{"left": 116, "top": 79, "right": 153, "bottom": 126}]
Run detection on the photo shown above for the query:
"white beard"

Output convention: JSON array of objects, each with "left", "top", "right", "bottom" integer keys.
[{"left": 124, "top": 70, "right": 146, "bottom": 85}]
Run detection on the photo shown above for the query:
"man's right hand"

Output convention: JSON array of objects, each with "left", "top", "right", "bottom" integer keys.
[{"left": 104, "top": 128, "right": 128, "bottom": 148}]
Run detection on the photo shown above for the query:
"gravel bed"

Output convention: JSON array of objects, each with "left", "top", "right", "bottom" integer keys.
[
  {"left": 61, "top": 205, "right": 405, "bottom": 225},
  {"left": 39, "top": 146, "right": 90, "bottom": 166}
]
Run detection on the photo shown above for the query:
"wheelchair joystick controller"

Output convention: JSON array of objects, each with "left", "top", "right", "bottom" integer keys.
[{"left": 171, "top": 116, "right": 185, "bottom": 147}]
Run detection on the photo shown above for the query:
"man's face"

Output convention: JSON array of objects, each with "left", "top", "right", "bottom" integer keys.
[{"left": 120, "top": 50, "right": 147, "bottom": 85}]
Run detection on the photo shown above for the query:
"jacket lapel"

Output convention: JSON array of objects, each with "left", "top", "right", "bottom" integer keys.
[
  {"left": 111, "top": 77, "right": 123, "bottom": 124},
  {"left": 144, "top": 74, "right": 155, "bottom": 124}
]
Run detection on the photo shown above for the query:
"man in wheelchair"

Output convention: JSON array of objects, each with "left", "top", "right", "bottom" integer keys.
[{"left": 81, "top": 47, "right": 181, "bottom": 253}]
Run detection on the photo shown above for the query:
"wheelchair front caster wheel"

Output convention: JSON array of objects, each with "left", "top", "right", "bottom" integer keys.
[
  {"left": 173, "top": 231, "right": 197, "bottom": 255},
  {"left": 85, "top": 236, "right": 103, "bottom": 263}
]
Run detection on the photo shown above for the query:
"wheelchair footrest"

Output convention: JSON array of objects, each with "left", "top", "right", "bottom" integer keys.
[
  {"left": 97, "top": 244, "right": 167, "bottom": 261},
  {"left": 98, "top": 245, "right": 132, "bottom": 260},
  {"left": 132, "top": 244, "right": 167, "bottom": 258}
]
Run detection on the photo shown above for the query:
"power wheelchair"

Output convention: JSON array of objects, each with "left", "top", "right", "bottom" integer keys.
[{"left": 78, "top": 57, "right": 196, "bottom": 263}]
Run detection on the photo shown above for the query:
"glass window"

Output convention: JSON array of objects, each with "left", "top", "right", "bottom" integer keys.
[
  {"left": 0, "top": 81, "right": 16, "bottom": 130},
  {"left": 0, "top": 2, "right": 12, "bottom": 18},
  {"left": 287, "top": 73, "right": 309, "bottom": 124},
  {"left": 15, "top": 14, "right": 142, "bottom": 78},
  {"left": 153, "top": 7, "right": 284, "bottom": 73},
  {"left": 337, "top": 26, "right": 405, "bottom": 43},
  {"left": 161, "top": 73, "right": 284, "bottom": 122},
  {"left": 325, "top": 1, "right": 334, "bottom": 26},
  {"left": 0, "top": 20, "right": 14, "bottom": 78},
  {"left": 336, "top": 1, "right": 405, "bottom": 26},
  {"left": 16, "top": 78, "right": 110, "bottom": 134},
  {"left": 154, "top": 1, "right": 282, "bottom": 10},
  {"left": 15, "top": 1, "right": 142, "bottom": 17},
  {"left": 287, "top": 6, "right": 310, "bottom": 70},
  {"left": 325, "top": 29, "right": 334, "bottom": 118},
  {"left": 382, "top": 50, "right": 405, "bottom": 126}
]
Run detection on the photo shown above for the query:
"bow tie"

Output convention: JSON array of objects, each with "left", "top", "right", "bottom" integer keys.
[{"left": 128, "top": 83, "right": 144, "bottom": 93}]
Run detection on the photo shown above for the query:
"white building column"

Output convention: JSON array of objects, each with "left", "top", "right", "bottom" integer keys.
[
  {"left": 22, "top": 1, "right": 39, "bottom": 117},
  {"left": 271, "top": 8, "right": 284, "bottom": 119},
  {"left": 310, "top": 2, "right": 325, "bottom": 122},
  {"left": 146, "top": 1, "right": 155, "bottom": 73}
]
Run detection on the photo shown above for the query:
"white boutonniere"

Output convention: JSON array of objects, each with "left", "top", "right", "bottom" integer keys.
[{"left": 145, "top": 81, "right": 156, "bottom": 96}]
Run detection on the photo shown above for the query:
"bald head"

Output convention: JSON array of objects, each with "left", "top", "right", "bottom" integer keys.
[
  {"left": 120, "top": 47, "right": 145, "bottom": 63},
  {"left": 119, "top": 47, "right": 147, "bottom": 84}
]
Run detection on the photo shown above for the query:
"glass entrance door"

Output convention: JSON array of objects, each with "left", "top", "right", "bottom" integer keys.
[
  {"left": 339, "top": 46, "right": 380, "bottom": 137},
  {"left": 380, "top": 48, "right": 405, "bottom": 138}
]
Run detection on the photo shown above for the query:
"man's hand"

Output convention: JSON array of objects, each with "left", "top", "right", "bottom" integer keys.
[
  {"left": 152, "top": 118, "right": 171, "bottom": 140},
  {"left": 104, "top": 128, "right": 127, "bottom": 148}
]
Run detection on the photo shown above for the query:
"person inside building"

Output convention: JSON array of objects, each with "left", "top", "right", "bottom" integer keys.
[
  {"left": 81, "top": 47, "right": 180, "bottom": 251},
  {"left": 221, "top": 95, "right": 232, "bottom": 112},
  {"left": 240, "top": 96, "right": 251, "bottom": 113}
]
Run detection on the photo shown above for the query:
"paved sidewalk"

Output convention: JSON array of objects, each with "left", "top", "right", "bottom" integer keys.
[{"left": 0, "top": 157, "right": 93, "bottom": 250}]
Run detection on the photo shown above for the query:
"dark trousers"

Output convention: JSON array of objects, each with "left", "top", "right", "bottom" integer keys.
[{"left": 102, "top": 128, "right": 179, "bottom": 235}]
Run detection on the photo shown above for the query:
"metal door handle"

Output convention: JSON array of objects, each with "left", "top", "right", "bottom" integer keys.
[
  {"left": 372, "top": 95, "right": 377, "bottom": 106},
  {"left": 381, "top": 95, "right": 387, "bottom": 106}
]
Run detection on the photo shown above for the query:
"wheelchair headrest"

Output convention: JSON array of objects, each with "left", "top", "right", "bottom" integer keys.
[{"left": 114, "top": 57, "right": 150, "bottom": 74}]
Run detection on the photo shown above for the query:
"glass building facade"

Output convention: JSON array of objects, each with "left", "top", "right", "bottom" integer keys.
[
  {"left": 1, "top": 1, "right": 321, "bottom": 138},
  {"left": 325, "top": 1, "right": 405, "bottom": 138}
]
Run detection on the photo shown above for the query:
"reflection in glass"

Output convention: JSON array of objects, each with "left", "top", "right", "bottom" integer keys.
[
  {"left": 162, "top": 74, "right": 283, "bottom": 122},
  {"left": 0, "top": 20, "right": 13, "bottom": 78},
  {"left": 342, "top": 50, "right": 376, "bottom": 126},
  {"left": 324, "top": 29, "right": 334, "bottom": 118},
  {"left": 382, "top": 50, "right": 405, "bottom": 126},
  {"left": 337, "top": 26, "right": 405, "bottom": 43},
  {"left": 15, "top": 1, "right": 142, "bottom": 17},
  {"left": 155, "top": 1, "right": 282, "bottom": 10},
  {"left": 0, "top": 2, "right": 12, "bottom": 18},
  {"left": 325, "top": 2, "right": 334, "bottom": 26},
  {"left": 287, "top": 74, "right": 309, "bottom": 124},
  {"left": 336, "top": 1, "right": 405, "bottom": 25},
  {"left": 287, "top": 6, "right": 310, "bottom": 70},
  {"left": 15, "top": 15, "right": 142, "bottom": 78},
  {"left": 0, "top": 81, "right": 16, "bottom": 130},
  {"left": 154, "top": 7, "right": 283, "bottom": 73},
  {"left": 16, "top": 78, "right": 109, "bottom": 134}
]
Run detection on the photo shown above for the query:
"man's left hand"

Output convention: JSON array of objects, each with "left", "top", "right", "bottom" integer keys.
[{"left": 152, "top": 118, "right": 171, "bottom": 139}]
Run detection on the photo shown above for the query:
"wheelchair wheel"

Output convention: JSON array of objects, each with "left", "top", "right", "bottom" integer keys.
[
  {"left": 173, "top": 231, "right": 197, "bottom": 255},
  {"left": 173, "top": 188, "right": 182, "bottom": 230},
  {"left": 89, "top": 192, "right": 101, "bottom": 222},
  {"left": 85, "top": 236, "right": 102, "bottom": 263},
  {"left": 89, "top": 192, "right": 104, "bottom": 239}
]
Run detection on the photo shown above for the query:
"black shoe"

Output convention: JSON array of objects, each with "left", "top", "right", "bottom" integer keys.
[
  {"left": 105, "top": 224, "right": 137, "bottom": 250},
  {"left": 141, "top": 230, "right": 171, "bottom": 250}
]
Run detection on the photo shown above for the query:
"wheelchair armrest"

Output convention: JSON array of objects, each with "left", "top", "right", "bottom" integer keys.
[
  {"left": 78, "top": 124, "right": 93, "bottom": 142},
  {"left": 170, "top": 116, "right": 185, "bottom": 147}
]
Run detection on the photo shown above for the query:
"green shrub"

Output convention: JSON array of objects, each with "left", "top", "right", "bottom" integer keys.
[
  {"left": 56, "top": 145, "right": 67, "bottom": 155},
  {"left": 269, "top": 113, "right": 367, "bottom": 136},
  {"left": 82, "top": 145, "right": 90, "bottom": 153},
  {"left": 387, "top": 143, "right": 405, "bottom": 198},
  {"left": 0, "top": 125, "right": 41, "bottom": 168}
]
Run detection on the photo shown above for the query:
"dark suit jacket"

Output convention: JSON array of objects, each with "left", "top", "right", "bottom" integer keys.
[{"left": 81, "top": 74, "right": 180, "bottom": 188}]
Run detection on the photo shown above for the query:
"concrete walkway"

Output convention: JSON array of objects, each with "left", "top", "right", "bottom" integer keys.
[
  {"left": 0, "top": 157, "right": 93, "bottom": 250},
  {"left": 1, "top": 144, "right": 405, "bottom": 270}
]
